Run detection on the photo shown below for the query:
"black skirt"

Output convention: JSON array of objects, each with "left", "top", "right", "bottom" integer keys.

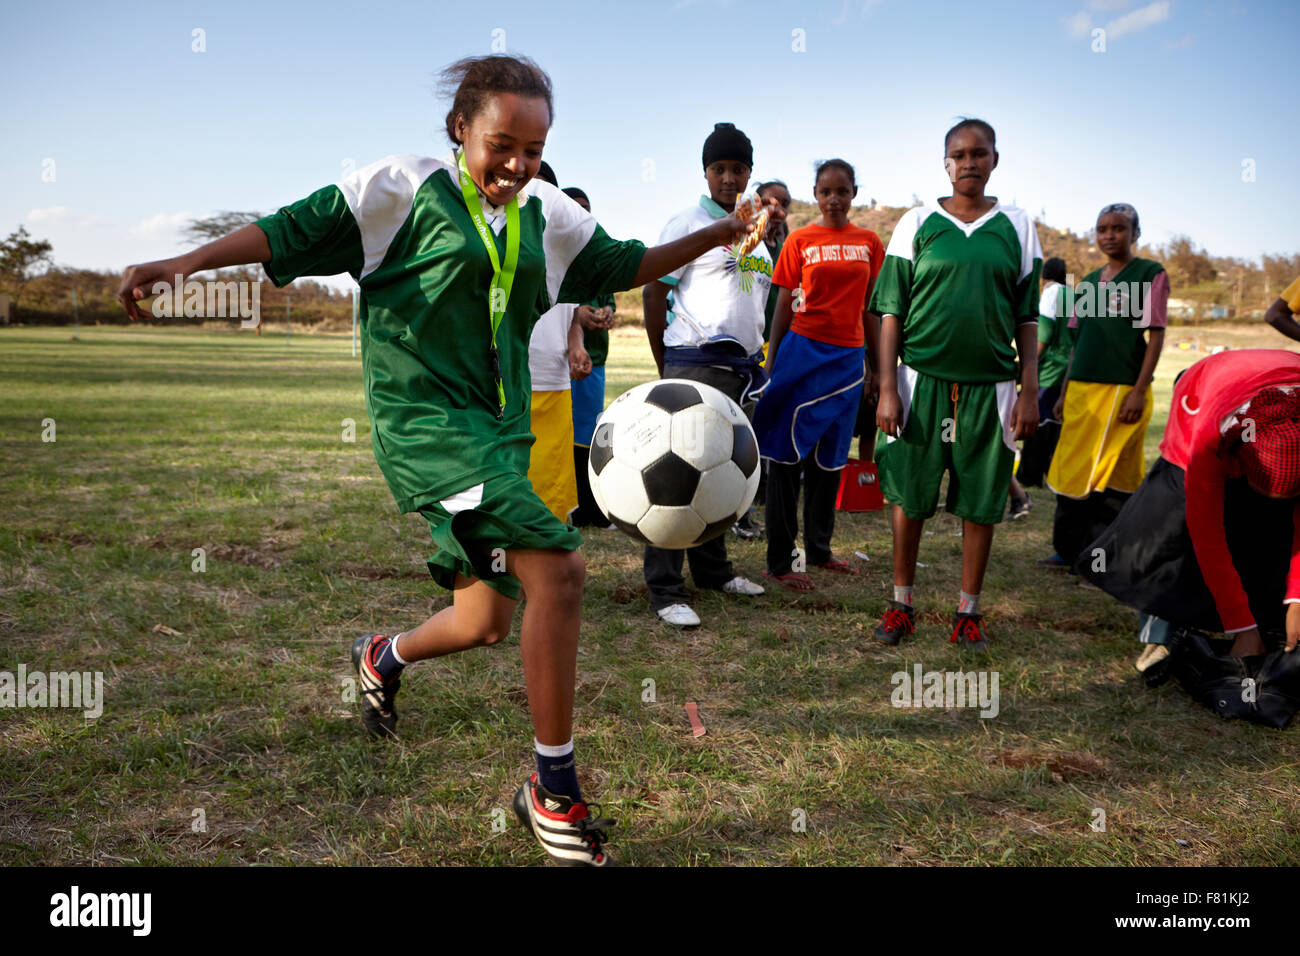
[{"left": 1079, "top": 457, "right": 1295, "bottom": 633}]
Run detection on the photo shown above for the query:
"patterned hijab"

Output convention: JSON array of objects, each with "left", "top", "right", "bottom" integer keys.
[
  {"left": 1236, "top": 388, "right": 1300, "bottom": 498},
  {"left": 1098, "top": 203, "right": 1141, "bottom": 240}
]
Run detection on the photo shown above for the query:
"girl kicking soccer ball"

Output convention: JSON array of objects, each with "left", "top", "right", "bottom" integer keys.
[{"left": 117, "top": 54, "right": 766, "bottom": 867}]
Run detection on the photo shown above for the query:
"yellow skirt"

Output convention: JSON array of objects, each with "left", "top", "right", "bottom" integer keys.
[
  {"left": 527, "top": 389, "right": 577, "bottom": 522},
  {"left": 1046, "top": 381, "right": 1152, "bottom": 499}
]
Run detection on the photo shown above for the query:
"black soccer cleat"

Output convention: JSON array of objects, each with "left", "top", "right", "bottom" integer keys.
[
  {"left": 873, "top": 601, "right": 915, "bottom": 646},
  {"left": 949, "top": 612, "right": 989, "bottom": 652},
  {"left": 514, "top": 774, "right": 616, "bottom": 867},
  {"left": 351, "top": 634, "right": 400, "bottom": 739}
]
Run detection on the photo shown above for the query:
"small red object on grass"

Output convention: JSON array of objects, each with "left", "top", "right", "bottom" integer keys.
[{"left": 685, "top": 701, "right": 706, "bottom": 738}]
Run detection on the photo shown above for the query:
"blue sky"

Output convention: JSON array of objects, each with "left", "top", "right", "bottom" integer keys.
[{"left": 2, "top": 0, "right": 1295, "bottom": 290}]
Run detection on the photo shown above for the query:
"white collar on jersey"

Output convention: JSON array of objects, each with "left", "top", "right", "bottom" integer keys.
[
  {"left": 932, "top": 197, "right": 1003, "bottom": 237},
  {"left": 449, "top": 149, "right": 531, "bottom": 221}
]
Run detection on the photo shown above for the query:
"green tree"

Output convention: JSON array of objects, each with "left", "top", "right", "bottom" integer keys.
[
  {"left": 1162, "top": 235, "right": 1217, "bottom": 287},
  {"left": 0, "top": 227, "right": 55, "bottom": 309}
]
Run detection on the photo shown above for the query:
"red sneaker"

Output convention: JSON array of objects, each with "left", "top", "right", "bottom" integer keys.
[{"left": 949, "top": 613, "right": 989, "bottom": 651}]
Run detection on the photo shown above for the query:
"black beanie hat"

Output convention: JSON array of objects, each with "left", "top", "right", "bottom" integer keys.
[{"left": 702, "top": 122, "right": 753, "bottom": 170}]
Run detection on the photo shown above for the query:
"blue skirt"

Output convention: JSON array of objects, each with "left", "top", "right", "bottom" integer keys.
[
  {"left": 753, "top": 332, "right": 864, "bottom": 470},
  {"left": 571, "top": 364, "right": 606, "bottom": 447}
]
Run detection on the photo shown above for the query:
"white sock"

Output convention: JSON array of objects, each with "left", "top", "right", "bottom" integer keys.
[
  {"left": 534, "top": 737, "right": 574, "bottom": 758},
  {"left": 389, "top": 632, "right": 410, "bottom": 665},
  {"left": 958, "top": 591, "right": 980, "bottom": 615},
  {"left": 894, "top": 585, "right": 914, "bottom": 607}
]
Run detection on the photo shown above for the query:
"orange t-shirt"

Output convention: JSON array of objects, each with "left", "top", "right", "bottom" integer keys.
[{"left": 772, "top": 223, "right": 884, "bottom": 348}]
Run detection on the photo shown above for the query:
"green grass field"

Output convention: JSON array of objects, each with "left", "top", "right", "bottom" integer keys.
[{"left": 2, "top": 323, "right": 1298, "bottom": 866}]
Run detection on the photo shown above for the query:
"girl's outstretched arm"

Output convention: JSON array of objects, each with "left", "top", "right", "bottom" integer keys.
[
  {"left": 627, "top": 198, "right": 782, "bottom": 289},
  {"left": 118, "top": 224, "right": 272, "bottom": 320},
  {"left": 629, "top": 216, "right": 741, "bottom": 289}
]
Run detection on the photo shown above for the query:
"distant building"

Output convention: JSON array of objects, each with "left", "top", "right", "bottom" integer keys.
[{"left": 1167, "top": 298, "right": 1198, "bottom": 319}]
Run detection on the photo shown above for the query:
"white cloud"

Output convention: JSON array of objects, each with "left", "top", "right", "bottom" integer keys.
[
  {"left": 26, "top": 206, "right": 112, "bottom": 229},
  {"left": 1163, "top": 32, "right": 1195, "bottom": 49},
  {"left": 1065, "top": 10, "right": 1094, "bottom": 37},
  {"left": 129, "top": 211, "right": 193, "bottom": 241},
  {"left": 1065, "top": 0, "right": 1170, "bottom": 41},
  {"left": 832, "top": 0, "right": 882, "bottom": 24},
  {"left": 1106, "top": 0, "right": 1171, "bottom": 39}
]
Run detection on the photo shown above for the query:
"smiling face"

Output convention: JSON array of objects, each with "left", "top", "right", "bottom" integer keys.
[
  {"left": 1096, "top": 212, "right": 1135, "bottom": 260},
  {"left": 453, "top": 92, "right": 551, "bottom": 207},
  {"left": 705, "top": 160, "right": 750, "bottom": 212},
  {"left": 944, "top": 126, "right": 998, "bottom": 199},
  {"left": 815, "top": 167, "right": 856, "bottom": 228}
]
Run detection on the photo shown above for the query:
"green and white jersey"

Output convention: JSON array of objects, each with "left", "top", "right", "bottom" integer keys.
[
  {"left": 256, "top": 153, "right": 645, "bottom": 512},
  {"left": 870, "top": 201, "right": 1043, "bottom": 383},
  {"left": 1037, "top": 281, "right": 1074, "bottom": 389}
]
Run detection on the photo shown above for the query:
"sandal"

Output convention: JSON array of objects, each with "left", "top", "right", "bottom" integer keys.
[
  {"left": 762, "top": 569, "right": 816, "bottom": 592},
  {"left": 813, "top": 557, "right": 859, "bottom": 575}
]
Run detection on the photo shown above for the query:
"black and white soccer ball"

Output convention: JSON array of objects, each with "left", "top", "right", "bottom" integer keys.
[{"left": 588, "top": 379, "right": 760, "bottom": 549}]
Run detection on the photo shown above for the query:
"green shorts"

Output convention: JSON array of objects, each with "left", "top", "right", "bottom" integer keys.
[
  {"left": 417, "top": 472, "right": 584, "bottom": 600},
  {"left": 874, "top": 366, "right": 1017, "bottom": 525}
]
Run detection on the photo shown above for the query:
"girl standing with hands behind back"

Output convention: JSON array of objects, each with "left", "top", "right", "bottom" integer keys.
[
  {"left": 1044, "top": 203, "right": 1167, "bottom": 572},
  {"left": 754, "top": 159, "right": 884, "bottom": 591}
]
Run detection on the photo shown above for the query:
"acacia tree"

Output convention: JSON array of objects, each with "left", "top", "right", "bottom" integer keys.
[
  {"left": 181, "top": 212, "right": 266, "bottom": 283},
  {"left": 182, "top": 211, "right": 265, "bottom": 246},
  {"left": 0, "top": 227, "right": 54, "bottom": 310}
]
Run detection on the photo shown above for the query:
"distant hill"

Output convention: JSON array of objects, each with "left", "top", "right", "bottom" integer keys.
[{"left": 5, "top": 202, "right": 1298, "bottom": 328}]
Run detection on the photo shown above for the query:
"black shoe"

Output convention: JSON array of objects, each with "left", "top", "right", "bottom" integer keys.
[
  {"left": 731, "top": 509, "right": 764, "bottom": 540},
  {"left": 514, "top": 774, "right": 616, "bottom": 866},
  {"left": 1008, "top": 495, "right": 1031, "bottom": 520},
  {"left": 949, "top": 612, "right": 989, "bottom": 651},
  {"left": 873, "top": 601, "right": 915, "bottom": 646},
  {"left": 350, "top": 634, "right": 400, "bottom": 739},
  {"left": 1135, "top": 643, "right": 1172, "bottom": 687}
]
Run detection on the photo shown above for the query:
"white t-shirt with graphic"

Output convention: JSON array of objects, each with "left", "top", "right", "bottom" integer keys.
[{"left": 657, "top": 196, "right": 773, "bottom": 356}]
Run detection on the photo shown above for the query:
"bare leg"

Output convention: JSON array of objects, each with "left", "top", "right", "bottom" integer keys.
[
  {"left": 509, "top": 549, "right": 585, "bottom": 747},
  {"left": 389, "top": 573, "right": 516, "bottom": 661},
  {"left": 961, "top": 521, "right": 995, "bottom": 595},
  {"left": 891, "top": 504, "right": 924, "bottom": 587},
  {"left": 1009, "top": 475, "right": 1026, "bottom": 501}
]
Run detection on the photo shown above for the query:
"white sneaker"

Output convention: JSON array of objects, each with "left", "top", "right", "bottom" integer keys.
[
  {"left": 656, "top": 603, "right": 701, "bottom": 627},
  {"left": 722, "top": 576, "right": 765, "bottom": 597},
  {"left": 1134, "top": 643, "right": 1170, "bottom": 673}
]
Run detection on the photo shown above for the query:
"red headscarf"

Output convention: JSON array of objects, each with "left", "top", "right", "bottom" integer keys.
[{"left": 1236, "top": 388, "right": 1300, "bottom": 498}]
